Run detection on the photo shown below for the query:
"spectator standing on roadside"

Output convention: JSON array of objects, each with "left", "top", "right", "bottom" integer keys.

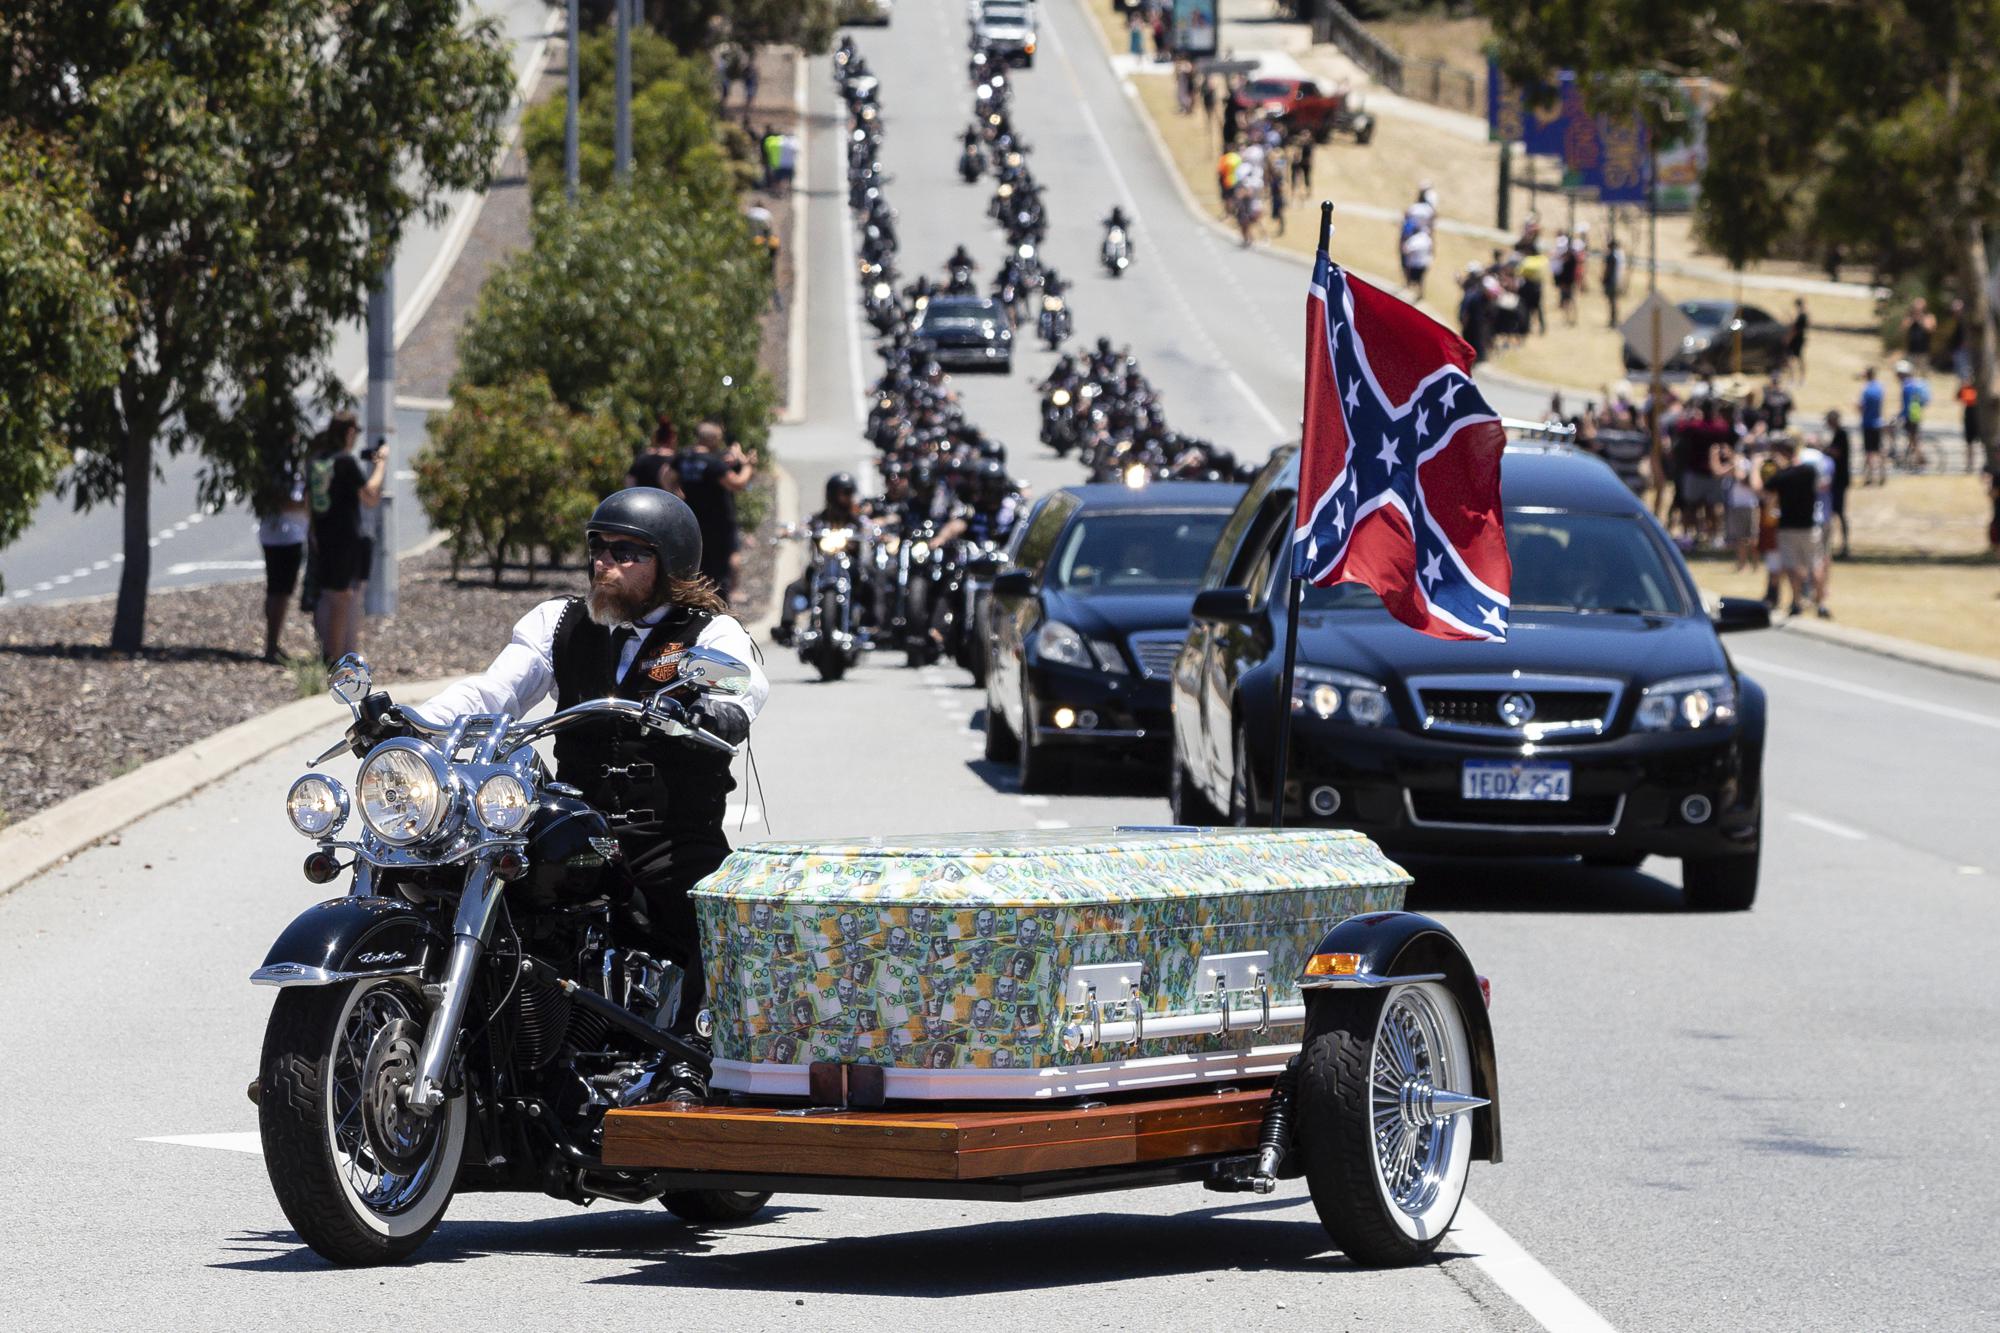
[
  {"left": 1762, "top": 373, "right": 1793, "bottom": 432},
  {"left": 1896, "top": 358, "right": 1930, "bottom": 471},
  {"left": 1400, "top": 224, "right": 1433, "bottom": 301},
  {"left": 1291, "top": 131, "right": 1312, "bottom": 193},
  {"left": 674, "top": 422, "right": 755, "bottom": 602},
  {"left": 1798, "top": 433, "right": 1835, "bottom": 617},
  {"left": 1127, "top": 12, "right": 1145, "bottom": 57},
  {"left": 1725, "top": 441, "right": 1760, "bottom": 570},
  {"left": 759, "top": 125, "right": 780, "bottom": 190},
  {"left": 1901, "top": 296, "right": 1936, "bottom": 363},
  {"left": 1986, "top": 456, "right": 2000, "bottom": 556},
  {"left": 1175, "top": 57, "right": 1195, "bottom": 114},
  {"left": 1553, "top": 231, "right": 1578, "bottom": 326},
  {"left": 741, "top": 58, "right": 759, "bottom": 123},
  {"left": 1200, "top": 74, "right": 1217, "bottom": 130},
  {"left": 1765, "top": 438, "right": 1822, "bottom": 616},
  {"left": 1947, "top": 297, "right": 1972, "bottom": 381},
  {"left": 1822, "top": 408, "right": 1852, "bottom": 558},
  {"left": 1859, "top": 366, "right": 1887, "bottom": 485},
  {"left": 1518, "top": 247, "right": 1548, "bottom": 334},
  {"left": 307, "top": 410, "right": 385, "bottom": 665},
  {"left": 776, "top": 130, "right": 799, "bottom": 194},
  {"left": 627, "top": 416, "right": 681, "bottom": 492},
  {"left": 1786, "top": 298, "right": 1809, "bottom": 377},
  {"left": 1267, "top": 151, "right": 1287, "bottom": 237},
  {"left": 255, "top": 449, "right": 309, "bottom": 664},
  {"left": 1602, "top": 237, "right": 1624, "bottom": 328},
  {"left": 1960, "top": 381, "right": 1982, "bottom": 473}
]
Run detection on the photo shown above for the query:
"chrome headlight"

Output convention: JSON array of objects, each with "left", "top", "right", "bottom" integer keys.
[
  {"left": 286, "top": 775, "right": 348, "bottom": 837},
  {"left": 818, "top": 527, "right": 855, "bottom": 554},
  {"left": 1291, "top": 667, "right": 1391, "bottom": 726},
  {"left": 911, "top": 540, "right": 931, "bottom": 561},
  {"left": 1045, "top": 297, "right": 1064, "bottom": 312},
  {"left": 1123, "top": 463, "right": 1148, "bottom": 489},
  {"left": 356, "top": 741, "right": 452, "bottom": 846},
  {"left": 1033, "top": 619, "right": 1091, "bottom": 669},
  {"left": 475, "top": 773, "right": 532, "bottom": 833},
  {"left": 872, "top": 281, "right": 891, "bottom": 299},
  {"left": 1635, "top": 673, "right": 1736, "bottom": 731}
]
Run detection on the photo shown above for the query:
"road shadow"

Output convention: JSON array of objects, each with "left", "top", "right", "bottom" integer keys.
[
  {"left": 1398, "top": 854, "right": 1688, "bottom": 914},
  {"left": 962, "top": 751, "right": 1170, "bottom": 800},
  {"left": 0, "top": 641, "right": 264, "bottom": 666},
  {"left": 589, "top": 1200, "right": 1360, "bottom": 1296}
]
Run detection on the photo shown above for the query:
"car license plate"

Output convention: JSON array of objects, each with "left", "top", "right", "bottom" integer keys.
[{"left": 1461, "top": 760, "right": 1571, "bottom": 801}]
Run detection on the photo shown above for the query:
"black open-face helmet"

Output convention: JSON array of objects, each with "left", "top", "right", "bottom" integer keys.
[
  {"left": 586, "top": 487, "right": 701, "bottom": 579},
  {"left": 973, "top": 458, "right": 1009, "bottom": 504},
  {"left": 825, "top": 471, "right": 859, "bottom": 506}
]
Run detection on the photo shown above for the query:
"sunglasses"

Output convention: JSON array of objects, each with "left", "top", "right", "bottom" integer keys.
[{"left": 587, "top": 537, "right": 655, "bottom": 566}]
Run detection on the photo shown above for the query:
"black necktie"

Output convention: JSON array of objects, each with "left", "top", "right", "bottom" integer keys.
[{"left": 609, "top": 625, "right": 637, "bottom": 683}]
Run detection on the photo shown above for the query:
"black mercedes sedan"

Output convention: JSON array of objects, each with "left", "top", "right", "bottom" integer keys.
[
  {"left": 983, "top": 481, "right": 1243, "bottom": 793},
  {"left": 1169, "top": 441, "right": 1772, "bottom": 909},
  {"left": 910, "top": 294, "right": 1014, "bottom": 372}
]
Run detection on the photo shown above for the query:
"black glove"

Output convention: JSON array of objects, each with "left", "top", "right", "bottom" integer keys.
[
  {"left": 693, "top": 699, "right": 751, "bottom": 746},
  {"left": 347, "top": 699, "right": 412, "bottom": 758}
]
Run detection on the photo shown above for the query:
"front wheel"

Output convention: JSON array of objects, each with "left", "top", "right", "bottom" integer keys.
[
  {"left": 258, "top": 978, "right": 467, "bottom": 1266},
  {"left": 661, "top": 1189, "right": 773, "bottom": 1226},
  {"left": 1297, "top": 983, "right": 1476, "bottom": 1267},
  {"left": 813, "top": 588, "right": 850, "bottom": 681},
  {"left": 1682, "top": 847, "right": 1759, "bottom": 911}
]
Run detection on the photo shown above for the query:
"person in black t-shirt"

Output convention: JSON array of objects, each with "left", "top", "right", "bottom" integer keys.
[
  {"left": 1821, "top": 409, "right": 1852, "bottom": 558},
  {"left": 1764, "top": 438, "right": 1821, "bottom": 616},
  {"left": 672, "top": 421, "right": 755, "bottom": 601},
  {"left": 626, "top": 416, "right": 681, "bottom": 492},
  {"left": 306, "top": 411, "right": 385, "bottom": 663}
]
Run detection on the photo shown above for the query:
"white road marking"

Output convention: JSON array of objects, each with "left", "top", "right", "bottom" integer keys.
[
  {"left": 172, "top": 520, "right": 190, "bottom": 531},
  {"left": 32, "top": 581, "right": 51, "bottom": 591},
  {"left": 52, "top": 574, "right": 71, "bottom": 585},
  {"left": 8, "top": 589, "right": 29, "bottom": 599},
  {"left": 1958, "top": 865, "right": 1984, "bottom": 876},
  {"left": 1018, "top": 795, "right": 1051, "bottom": 807},
  {"left": 1733, "top": 655, "right": 2000, "bottom": 732},
  {"left": 147, "top": 539, "right": 159, "bottom": 548},
  {"left": 1787, "top": 811, "right": 1868, "bottom": 841},
  {"left": 395, "top": 469, "right": 417, "bottom": 481},
  {"left": 91, "top": 559, "right": 111, "bottom": 571},
  {"left": 141, "top": 1132, "right": 263, "bottom": 1156},
  {"left": 185, "top": 511, "right": 204, "bottom": 524},
  {"left": 167, "top": 561, "right": 265, "bottom": 576},
  {"left": 1034, "top": 818, "right": 1070, "bottom": 829},
  {"left": 1452, "top": 1199, "right": 1619, "bottom": 1333}
]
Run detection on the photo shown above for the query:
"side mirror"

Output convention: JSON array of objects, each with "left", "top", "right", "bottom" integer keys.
[
  {"left": 669, "top": 647, "right": 755, "bottom": 695},
  {"left": 1191, "top": 586, "right": 1260, "bottom": 625},
  {"left": 328, "top": 654, "right": 373, "bottom": 712},
  {"left": 991, "top": 569, "right": 1035, "bottom": 598},
  {"left": 1713, "top": 597, "right": 1771, "bottom": 633}
]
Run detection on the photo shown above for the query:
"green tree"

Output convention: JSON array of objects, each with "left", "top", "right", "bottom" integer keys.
[
  {"left": 414, "top": 376, "right": 627, "bottom": 583},
  {"left": 0, "top": 128, "right": 129, "bottom": 592},
  {"left": 643, "top": 0, "right": 838, "bottom": 56},
  {"left": 521, "top": 26, "right": 754, "bottom": 204},
  {"left": 457, "top": 187, "right": 776, "bottom": 454},
  {"left": 0, "top": 1, "right": 514, "bottom": 649},
  {"left": 1479, "top": 0, "right": 2000, "bottom": 457}
]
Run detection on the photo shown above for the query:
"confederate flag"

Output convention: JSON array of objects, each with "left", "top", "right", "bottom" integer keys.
[{"left": 1292, "top": 253, "right": 1511, "bottom": 640}]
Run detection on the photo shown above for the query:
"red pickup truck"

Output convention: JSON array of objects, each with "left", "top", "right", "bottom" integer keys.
[{"left": 1232, "top": 75, "right": 1376, "bottom": 145}]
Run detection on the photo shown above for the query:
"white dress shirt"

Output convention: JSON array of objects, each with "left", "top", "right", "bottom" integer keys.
[{"left": 409, "top": 597, "right": 770, "bottom": 729}]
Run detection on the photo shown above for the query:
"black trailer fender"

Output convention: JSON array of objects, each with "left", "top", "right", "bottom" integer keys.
[
  {"left": 1297, "top": 910, "right": 1501, "bottom": 1163},
  {"left": 249, "top": 896, "right": 445, "bottom": 989}
]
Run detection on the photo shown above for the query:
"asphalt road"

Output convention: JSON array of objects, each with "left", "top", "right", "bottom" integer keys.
[
  {"left": 0, "top": 0, "right": 553, "bottom": 610},
  {"left": 2, "top": 4, "right": 1996, "bottom": 1329}
]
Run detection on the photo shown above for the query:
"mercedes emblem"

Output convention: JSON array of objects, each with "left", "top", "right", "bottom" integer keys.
[{"left": 1497, "top": 691, "right": 1536, "bottom": 726}]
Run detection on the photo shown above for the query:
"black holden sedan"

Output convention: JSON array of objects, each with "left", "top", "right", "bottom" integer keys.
[
  {"left": 983, "top": 481, "right": 1243, "bottom": 793},
  {"left": 1169, "top": 441, "right": 1772, "bottom": 910},
  {"left": 910, "top": 294, "right": 1014, "bottom": 373},
  {"left": 1621, "top": 300, "right": 1789, "bottom": 375}
]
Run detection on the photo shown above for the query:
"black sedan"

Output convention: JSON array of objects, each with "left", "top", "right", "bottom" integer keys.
[
  {"left": 1170, "top": 441, "right": 1772, "bottom": 910},
  {"left": 1622, "top": 300, "right": 1788, "bottom": 375},
  {"left": 983, "top": 482, "right": 1243, "bottom": 793},
  {"left": 911, "top": 295, "right": 1013, "bottom": 372}
]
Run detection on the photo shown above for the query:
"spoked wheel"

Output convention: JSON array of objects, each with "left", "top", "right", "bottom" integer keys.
[
  {"left": 813, "top": 589, "right": 849, "bottom": 681},
  {"left": 1298, "top": 983, "right": 1480, "bottom": 1267},
  {"left": 660, "top": 1189, "right": 774, "bottom": 1226},
  {"left": 259, "top": 978, "right": 467, "bottom": 1266}
]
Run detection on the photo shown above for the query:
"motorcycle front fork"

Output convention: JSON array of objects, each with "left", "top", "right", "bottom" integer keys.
[{"left": 407, "top": 856, "right": 500, "bottom": 1114}]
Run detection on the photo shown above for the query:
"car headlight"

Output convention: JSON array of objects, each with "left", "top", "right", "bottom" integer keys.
[
  {"left": 475, "top": 773, "right": 532, "bottom": 833},
  {"left": 1088, "top": 638, "right": 1130, "bottom": 674},
  {"left": 1033, "top": 619, "right": 1092, "bottom": 668},
  {"left": 818, "top": 528, "right": 854, "bottom": 554},
  {"left": 1290, "top": 667, "right": 1391, "bottom": 726},
  {"left": 286, "top": 775, "right": 349, "bottom": 837},
  {"left": 357, "top": 742, "right": 451, "bottom": 846},
  {"left": 1683, "top": 333, "right": 1712, "bottom": 351},
  {"left": 1635, "top": 673, "right": 1736, "bottom": 731}
]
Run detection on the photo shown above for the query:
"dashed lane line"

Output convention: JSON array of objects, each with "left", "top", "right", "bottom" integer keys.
[
  {"left": 1787, "top": 811, "right": 1868, "bottom": 841},
  {"left": 1733, "top": 654, "right": 2000, "bottom": 732},
  {"left": 141, "top": 1133, "right": 262, "bottom": 1155}
]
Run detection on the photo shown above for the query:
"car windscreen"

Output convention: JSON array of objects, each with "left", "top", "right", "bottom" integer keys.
[
  {"left": 1243, "top": 80, "right": 1294, "bottom": 99},
  {"left": 1294, "top": 510, "right": 1687, "bottom": 615},
  {"left": 1049, "top": 510, "right": 1231, "bottom": 592},
  {"left": 1677, "top": 300, "right": 1734, "bottom": 325}
]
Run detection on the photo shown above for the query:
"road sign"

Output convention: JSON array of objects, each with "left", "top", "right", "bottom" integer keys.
[{"left": 1620, "top": 291, "right": 1695, "bottom": 369}]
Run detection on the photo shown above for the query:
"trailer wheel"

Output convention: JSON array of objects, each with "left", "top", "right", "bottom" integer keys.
[
  {"left": 660, "top": 1189, "right": 773, "bottom": 1226},
  {"left": 1297, "top": 983, "right": 1475, "bottom": 1266}
]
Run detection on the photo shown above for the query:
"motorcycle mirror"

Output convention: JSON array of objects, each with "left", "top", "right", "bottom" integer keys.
[
  {"left": 665, "top": 647, "right": 755, "bottom": 696},
  {"left": 327, "top": 655, "right": 373, "bottom": 713}
]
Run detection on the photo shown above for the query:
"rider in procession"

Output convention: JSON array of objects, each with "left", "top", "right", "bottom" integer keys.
[{"left": 387, "top": 488, "right": 768, "bottom": 1100}]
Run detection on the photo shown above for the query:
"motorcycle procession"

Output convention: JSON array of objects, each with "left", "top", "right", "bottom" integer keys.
[{"left": 246, "top": 28, "right": 1502, "bottom": 1276}]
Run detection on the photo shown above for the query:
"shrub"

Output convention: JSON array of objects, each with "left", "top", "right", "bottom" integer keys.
[{"left": 414, "top": 376, "right": 629, "bottom": 583}]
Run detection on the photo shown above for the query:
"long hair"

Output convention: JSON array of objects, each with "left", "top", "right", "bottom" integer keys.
[{"left": 664, "top": 572, "right": 729, "bottom": 616}]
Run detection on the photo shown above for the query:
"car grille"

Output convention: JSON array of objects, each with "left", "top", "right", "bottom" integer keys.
[
  {"left": 1407, "top": 674, "right": 1625, "bottom": 740},
  {"left": 1421, "top": 689, "right": 1612, "bottom": 728},
  {"left": 1126, "top": 633, "right": 1185, "bottom": 680},
  {"left": 1406, "top": 791, "right": 1624, "bottom": 831}
]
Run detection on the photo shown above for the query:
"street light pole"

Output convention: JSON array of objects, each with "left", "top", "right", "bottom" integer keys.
[
  {"left": 564, "top": 0, "right": 580, "bottom": 201},
  {"left": 615, "top": 0, "right": 633, "bottom": 182}
]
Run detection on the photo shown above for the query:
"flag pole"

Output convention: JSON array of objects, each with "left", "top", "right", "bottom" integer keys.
[{"left": 1269, "top": 200, "right": 1335, "bottom": 830}]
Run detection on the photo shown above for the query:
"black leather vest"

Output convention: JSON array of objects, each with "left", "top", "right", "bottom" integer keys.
[{"left": 548, "top": 598, "right": 734, "bottom": 841}]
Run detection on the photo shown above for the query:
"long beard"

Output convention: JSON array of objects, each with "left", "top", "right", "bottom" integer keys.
[{"left": 586, "top": 576, "right": 660, "bottom": 627}]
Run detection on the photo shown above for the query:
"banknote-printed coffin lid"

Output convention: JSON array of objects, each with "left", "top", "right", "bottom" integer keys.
[{"left": 691, "top": 825, "right": 1412, "bottom": 909}]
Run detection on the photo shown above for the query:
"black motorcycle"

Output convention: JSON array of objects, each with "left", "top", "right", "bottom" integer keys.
[
  {"left": 252, "top": 652, "right": 763, "bottom": 1266},
  {"left": 958, "top": 141, "right": 984, "bottom": 183},
  {"left": 792, "top": 520, "right": 871, "bottom": 680}
]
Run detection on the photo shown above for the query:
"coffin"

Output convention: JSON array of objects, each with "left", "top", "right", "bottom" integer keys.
[{"left": 693, "top": 826, "right": 1411, "bottom": 1100}]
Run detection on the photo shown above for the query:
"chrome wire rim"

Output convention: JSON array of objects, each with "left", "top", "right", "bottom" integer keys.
[
  {"left": 1370, "top": 986, "right": 1462, "bottom": 1218},
  {"left": 326, "top": 984, "right": 444, "bottom": 1217}
]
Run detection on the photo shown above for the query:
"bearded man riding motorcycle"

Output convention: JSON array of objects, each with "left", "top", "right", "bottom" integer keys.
[{"left": 390, "top": 489, "right": 768, "bottom": 1100}]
